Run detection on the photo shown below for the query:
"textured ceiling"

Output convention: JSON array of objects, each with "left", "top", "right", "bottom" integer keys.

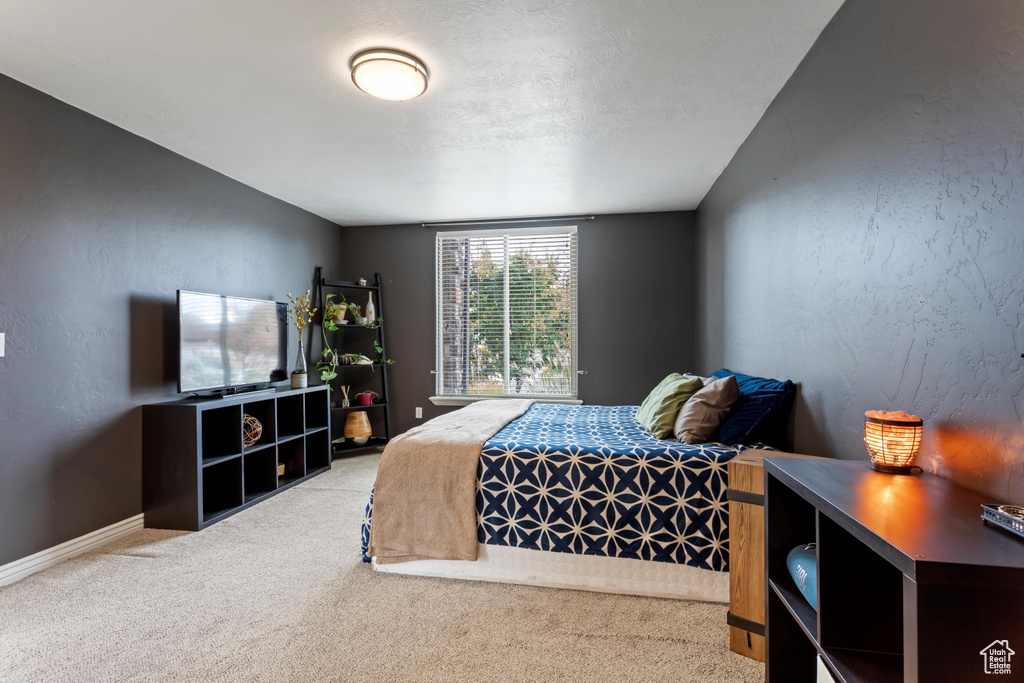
[{"left": 0, "top": 0, "right": 842, "bottom": 225}]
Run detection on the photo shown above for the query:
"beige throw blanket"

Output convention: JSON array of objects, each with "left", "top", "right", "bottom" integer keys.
[{"left": 367, "top": 399, "right": 534, "bottom": 564}]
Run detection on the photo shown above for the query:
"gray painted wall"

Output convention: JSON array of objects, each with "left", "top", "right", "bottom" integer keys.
[
  {"left": 0, "top": 74, "right": 342, "bottom": 566},
  {"left": 697, "top": 0, "right": 1024, "bottom": 499},
  {"left": 340, "top": 212, "right": 697, "bottom": 435}
]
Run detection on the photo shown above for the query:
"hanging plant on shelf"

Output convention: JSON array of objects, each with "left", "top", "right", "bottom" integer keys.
[
  {"left": 318, "top": 294, "right": 348, "bottom": 388},
  {"left": 318, "top": 292, "right": 393, "bottom": 383},
  {"left": 374, "top": 339, "right": 395, "bottom": 366},
  {"left": 316, "top": 346, "right": 339, "bottom": 387}
]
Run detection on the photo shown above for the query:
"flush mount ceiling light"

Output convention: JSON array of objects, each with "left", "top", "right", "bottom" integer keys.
[{"left": 350, "top": 49, "right": 428, "bottom": 101}]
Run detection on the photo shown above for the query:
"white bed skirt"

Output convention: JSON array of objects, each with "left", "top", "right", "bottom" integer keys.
[{"left": 371, "top": 543, "right": 729, "bottom": 603}]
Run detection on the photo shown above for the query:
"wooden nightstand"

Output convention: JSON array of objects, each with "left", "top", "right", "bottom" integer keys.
[{"left": 727, "top": 449, "right": 825, "bottom": 662}]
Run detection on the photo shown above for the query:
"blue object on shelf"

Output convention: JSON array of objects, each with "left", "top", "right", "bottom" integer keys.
[{"left": 787, "top": 543, "right": 818, "bottom": 611}]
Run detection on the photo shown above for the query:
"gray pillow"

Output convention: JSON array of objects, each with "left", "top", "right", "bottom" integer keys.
[{"left": 673, "top": 374, "right": 742, "bottom": 444}]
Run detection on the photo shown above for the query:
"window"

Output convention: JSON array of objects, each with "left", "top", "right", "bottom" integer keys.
[{"left": 435, "top": 226, "right": 578, "bottom": 400}]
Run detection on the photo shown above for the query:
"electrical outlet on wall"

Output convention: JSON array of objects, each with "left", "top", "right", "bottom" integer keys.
[
  {"left": 415, "top": 407, "right": 423, "bottom": 419},
  {"left": 0, "top": 332, "right": 5, "bottom": 358}
]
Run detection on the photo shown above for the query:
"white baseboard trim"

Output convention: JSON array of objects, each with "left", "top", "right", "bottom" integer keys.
[{"left": 0, "top": 513, "right": 145, "bottom": 588}]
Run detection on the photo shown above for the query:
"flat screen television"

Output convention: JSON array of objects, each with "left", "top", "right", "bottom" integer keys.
[{"left": 177, "top": 290, "right": 288, "bottom": 393}]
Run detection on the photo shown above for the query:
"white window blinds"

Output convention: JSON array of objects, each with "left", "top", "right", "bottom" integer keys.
[{"left": 436, "top": 226, "right": 578, "bottom": 398}]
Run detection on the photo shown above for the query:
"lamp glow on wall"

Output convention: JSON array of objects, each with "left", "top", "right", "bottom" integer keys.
[
  {"left": 864, "top": 410, "right": 923, "bottom": 474},
  {"left": 350, "top": 49, "right": 428, "bottom": 101}
]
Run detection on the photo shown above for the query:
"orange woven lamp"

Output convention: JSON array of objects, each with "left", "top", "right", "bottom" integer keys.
[{"left": 864, "top": 410, "right": 923, "bottom": 474}]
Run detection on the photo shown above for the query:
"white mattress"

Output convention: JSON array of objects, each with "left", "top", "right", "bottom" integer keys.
[{"left": 371, "top": 543, "right": 729, "bottom": 603}]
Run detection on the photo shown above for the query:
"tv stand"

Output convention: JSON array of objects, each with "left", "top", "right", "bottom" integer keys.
[
  {"left": 190, "top": 384, "right": 276, "bottom": 400},
  {"left": 143, "top": 385, "right": 331, "bottom": 530}
]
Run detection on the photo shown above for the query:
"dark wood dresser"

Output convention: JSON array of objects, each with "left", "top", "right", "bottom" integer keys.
[{"left": 765, "top": 458, "right": 1024, "bottom": 682}]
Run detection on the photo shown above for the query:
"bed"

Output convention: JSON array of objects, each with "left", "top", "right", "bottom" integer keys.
[{"left": 360, "top": 403, "right": 767, "bottom": 602}]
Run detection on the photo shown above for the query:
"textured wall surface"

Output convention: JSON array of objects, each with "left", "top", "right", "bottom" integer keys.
[
  {"left": 0, "top": 74, "right": 342, "bottom": 566},
  {"left": 697, "top": 0, "right": 1024, "bottom": 500},
  {"left": 341, "top": 212, "right": 697, "bottom": 435},
  {"left": 0, "top": 0, "right": 841, "bottom": 224}
]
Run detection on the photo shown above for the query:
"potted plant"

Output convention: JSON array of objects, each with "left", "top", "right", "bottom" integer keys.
[
  {"left": 346, "top": 302, "right": 367, "bottom": 327},
  {"left": 324, "top": 294, "right": 350, "bottom": 325},
  {"left": 286, "top": 290, "right": 317, "bottom": 388},
  {"left": 355, "top": 390, "right": 380, "bottom": 406},
  {"left": 317, "top": 301, "right": 395, "bottom": 392}
]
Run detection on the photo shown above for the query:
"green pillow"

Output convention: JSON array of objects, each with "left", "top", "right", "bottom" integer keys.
[{"left": 636, "top": 373, "right": 704, "bottom": 439}]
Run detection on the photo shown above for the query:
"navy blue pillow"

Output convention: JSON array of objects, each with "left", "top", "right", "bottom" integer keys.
[{"left": 709, "top": 369, "right": 795, "bottom": 446}]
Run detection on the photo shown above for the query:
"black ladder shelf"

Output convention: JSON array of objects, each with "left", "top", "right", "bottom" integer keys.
[{"left": 314, "top": 268, "right": 393, "bottom": 455}]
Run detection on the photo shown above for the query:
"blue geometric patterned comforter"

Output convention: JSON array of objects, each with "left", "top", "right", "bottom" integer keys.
[{"left": 361, "top": 404, "right": 759, "bottom": 573}]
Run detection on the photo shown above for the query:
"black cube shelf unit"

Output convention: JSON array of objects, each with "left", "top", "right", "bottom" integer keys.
[
  {"left": 765, "top": 458, "right": 1024, "bottom": 683},
  {"left": 143, "top": 385, "right": 331, "bottom": 531}
]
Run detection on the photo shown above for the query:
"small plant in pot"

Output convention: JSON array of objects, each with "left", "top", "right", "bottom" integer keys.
[
  {"left": 355, "top": 390, "right": 380, "bottom": 406},
  {"left": 324, "top": 294, "right": 350, "bottom": 326},
  {"left": 347, "top": 303, "right": 368, "bottom": 327}
]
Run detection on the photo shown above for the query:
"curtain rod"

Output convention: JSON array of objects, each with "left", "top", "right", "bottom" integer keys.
[{"left": 422, "top": 215, "right": 595, "bottom": 228}]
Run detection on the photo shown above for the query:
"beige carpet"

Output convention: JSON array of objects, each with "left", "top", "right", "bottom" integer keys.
[{"left": 0, "top": 452, "right": 764, "bottom": 682}]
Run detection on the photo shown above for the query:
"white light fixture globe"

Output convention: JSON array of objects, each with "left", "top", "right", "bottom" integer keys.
[{"left": 350, "top": 49, "right": 428, "bottom": 101}]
